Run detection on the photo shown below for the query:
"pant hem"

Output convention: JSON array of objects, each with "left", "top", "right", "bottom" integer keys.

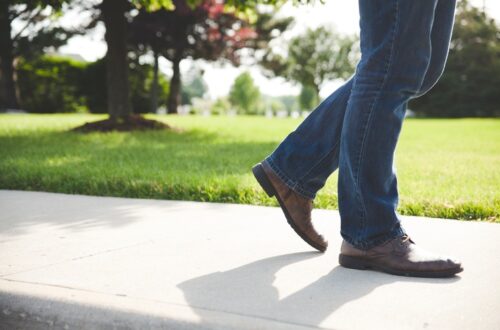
[
  {"left": 342, "top": 225, "right": 406, "bottom": 250},
  {"left": 264, "top": 156, "right": 317, "bottom": 200}
]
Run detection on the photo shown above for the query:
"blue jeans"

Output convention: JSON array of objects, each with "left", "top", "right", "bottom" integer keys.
[{"left": 264, "top": 0, "right": 457, "bottom": 249}]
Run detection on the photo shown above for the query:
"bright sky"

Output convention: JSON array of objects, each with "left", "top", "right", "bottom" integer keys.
[{"left": 58, "top": 0, "right": 500, "bottom": 99}]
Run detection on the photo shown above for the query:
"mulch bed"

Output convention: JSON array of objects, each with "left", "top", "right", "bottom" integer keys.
[{"left": 73, "top": 115, "right": 172, "bottom": 132}]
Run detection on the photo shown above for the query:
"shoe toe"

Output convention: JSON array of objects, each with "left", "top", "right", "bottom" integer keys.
[
  {"left": 445, "top": 257, "right": 462, "bottom": 270},
  {"left": 320, "top": 236, "right": 328, "bottom": 249}
]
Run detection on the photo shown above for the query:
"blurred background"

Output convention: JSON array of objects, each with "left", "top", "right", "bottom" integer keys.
[
  {"left": 1, "top": 0, "right": 499, "bottom": 117},
  {"left": 0, "top": 0, "right": 499, "bottom": 222}
]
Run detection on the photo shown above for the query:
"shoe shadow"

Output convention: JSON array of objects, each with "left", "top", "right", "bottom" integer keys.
[
  {"left": 177, "top": 251, "right": 460, "bottom": 328},
  {"left": 178, "top": 252, "right": 459, "bottom": 326}
]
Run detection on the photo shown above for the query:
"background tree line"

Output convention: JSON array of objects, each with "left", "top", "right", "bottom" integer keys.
[
  {"left": 409, "top": 0, "right": 500, "bottom": 117},
  {"left": 16, "top": 55, "right": 170, "bottom": 114},
  {"left": 0, "top": 0, "right": 498, "bottom": 125}
]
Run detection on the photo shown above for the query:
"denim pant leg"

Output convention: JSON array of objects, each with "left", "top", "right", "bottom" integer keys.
[
  {"left": 338, "top": 0, "right": 455, "bottom": 249},
  {"left": 416, "top": 0, "right": 457, "bottom": 97},
  {"left": 266, "top": 78, "right": 354, "bottom": 199},
  {"left": 264, "top": 0, "right": 456, "bottom": 249}
]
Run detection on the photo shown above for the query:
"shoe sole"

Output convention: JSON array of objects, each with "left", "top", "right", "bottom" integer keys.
[
  {"left": 252, "top": 163, "right": 327, "bottom": 253},
  {"left": 339, "top": 254, "right": 463, "bottom": 278}
]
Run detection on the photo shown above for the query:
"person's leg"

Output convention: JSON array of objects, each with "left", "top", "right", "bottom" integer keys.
[
  {"left": 264, "top": 78, "right": 353, "bottom": 199},
  {"left": 337, "top": 0, "right": 462, "bottom": 278},
  {"left": 254, "top": 0, "right": 457, "bottom": 256},
  {"left": 263, "top": 1, "right": 456, "bottom": 202},
  {"left": 416, "top": 0, "right": 457, "bottom": 97},
  {"left": 253, "top": 79, "right": 353, "bottom": 252},
  {"left": 338, "top": 0, "right": 453, "bottom": 249}
]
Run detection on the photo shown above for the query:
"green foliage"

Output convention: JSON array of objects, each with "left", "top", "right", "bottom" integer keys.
[
  {"left": 8, "top": 0, "right": 74, "bottom": 58},
  {"left": 276, "top": 95, "right": 298, "bottom": 113},
  {"left": 244, "top": 11, "right": 294, "bottom": 54},
  {"left": 9, "top": 0, "right": 67, "bottom": 11},
  {"left": 15, "top": 26, "right": 79, "bottom": 60},
  {"left": 262, "top": 26, "right": 357, "bottom": 92},
  {"left": 16, "top": 56, "right": 87, "bottom": 113},
  {"left": 129, "top": 59, "right": 170, "bottom": 113},
  {"left": 210, "top": 97, "right": 231, "bottom": 115},
  {"left": 78, "top": 59, "right": 106, "bottom": 113},
  {"left": 226, "top": 0, "right": 321, "bottom": 9},
  {"left": 261, "top": 94, "right": 298, "bottom": 115},
  {"left": 132, "top": 0, "right": 232, "bottom": 11},
  {"left": 133, "top": 0, "right": 321, "bottom": 23},
  {"left": 410, "top": 1, "right": 500, "bottom": 117},
  {"left": 133, "top": 0, "right": 175, "bottom": 10},
  {"left": 181, "top": 73, "right": 208, "bottom": 105},
  {"left": 82, "top": 58, "right": 170, "bottom": 114},
  {"left": 229, "top": 71, "right": 262, "bottom": 114},
  {"left": 299, "top": 84, "right": 319, "bottom": 111},
  {"left": 16, "top": 55, "right": 169, "bottom": 114},
  {"left": 269, "top": 100, "right": 284, "bottom": 114},
  {"left": 0, "top": 114, "right": 498, "bottom": 221}
]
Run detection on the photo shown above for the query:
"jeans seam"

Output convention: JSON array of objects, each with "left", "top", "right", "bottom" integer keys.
[
  {"left": 354, "top": 0, "right": 400, "bottom": 241},
  {"left": 265, "top": 156, "right": 316, "bottom": 199},
  {"left": 413, "top": 1, "right": 440, "bottom": 99}
]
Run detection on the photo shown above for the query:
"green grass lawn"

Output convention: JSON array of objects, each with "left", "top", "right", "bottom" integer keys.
[{"left": 1, "top": 114, "right": 499, "bottom": 221}]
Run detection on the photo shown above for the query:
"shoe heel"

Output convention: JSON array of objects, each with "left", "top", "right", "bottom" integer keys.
[
  {"left": 252, "top": 163, "right": 276, "bottom": 197},
  {"left": 339, "top": 254, "right": 370, "bottom": 270}
]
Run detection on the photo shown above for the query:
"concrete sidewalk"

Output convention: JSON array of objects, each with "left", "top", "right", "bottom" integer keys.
[{"left": 0, "top": 190, "right": 499, "bottom": 329}]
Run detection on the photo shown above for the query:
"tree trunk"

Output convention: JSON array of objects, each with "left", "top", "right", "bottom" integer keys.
[
  {"left": 0, "top": 2, "right": 19, "bottom": 111},
  {"left": 312, "top": 83, "right": 320, "bottom": 102},
  {"left": 102, "top": 0, "right": 132, "bottom": 121},
  {"left": 150, "top": 50, "right": 159, "bottom": 113},
  {"left": 167, "top": 58, "right": 181, "bottom": 114}
]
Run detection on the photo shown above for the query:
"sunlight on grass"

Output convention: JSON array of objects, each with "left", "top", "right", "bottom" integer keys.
[{"left": 0, "top": 114, "right": 499, "bottom": 221}]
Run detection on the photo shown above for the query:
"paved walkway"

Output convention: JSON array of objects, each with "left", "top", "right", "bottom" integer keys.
[{"left": 0, "top": 190, "right": 499, "bottom": 329}]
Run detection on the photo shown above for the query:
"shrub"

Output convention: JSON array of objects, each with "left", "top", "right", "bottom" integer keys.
[
  {"left": 16, "top": 55, "right": 170, "bottom": 114},
  {"left": 17, "top": 56, "right": 87, "bottom": 113}
]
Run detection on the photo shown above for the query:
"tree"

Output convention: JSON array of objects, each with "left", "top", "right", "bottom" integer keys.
[
  {"left": 277, "top": 94, "right": 298, "bottom": 113},
  {"left": 78, "top": 0, "right": 256, "bottom": 129},
  {"left": 16, "top": 55, "right": 86, "bottom": 113},
  {"left": 0, "top": 1, "right": 20, "bottom": 110},
  {"left": 229, "top": 71, "right": 261, "bottom": 114},
  {"left": 101, "top": 0, "right": 132, "bottom": 121},
  {"left": 242, "top": 11, "right": 293, "bottom": 58},
  {"left": 4, "top": 0, "right": 312, "bottom": 127},
  {"left": 261, "top": 26, "right": 357, "bottom": 101},
  {"left": 210, "top": 97, "right": 231, "bottom": 115},
  {"left": 226, "top": 0, "right": 316, "bottom": 8},
  {"left": 298, "top": 84, "right": 318, "bottom": 111},
  {"left": 129, "top": 2, "right": 261, "bottom": 114},
  {"left": 0, "top": 0, "right": 68, "bottom": 111},
  {"left": 80, "top": 57, "right": 170, "bottom": 114},
  {"left": 181, "top": 67, "right": 208, "bottom": 105},
  {"left": 15, "top": 54, "right": 169, "bottom": 114},
  {"left": 409, "top": 0, "right": 500, "bottom": 117},
  {"left": 76, "top": 0, "right": 177, "bottom": 131},
  {"left": 76, "top": 0, "right": 304, "bottom": 129}
]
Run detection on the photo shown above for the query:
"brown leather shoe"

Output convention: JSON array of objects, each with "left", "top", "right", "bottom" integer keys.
[
  {"left": 339, "top": 235, "right": 463, "bottom": 278},
  {"left": 252, "top": 161, "right": 328, "bottom": 252}
]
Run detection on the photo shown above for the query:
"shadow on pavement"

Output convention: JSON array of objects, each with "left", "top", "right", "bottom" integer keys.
[
  {"left": 0, "top": 289, "right": 205, "bottom": 330},
  {"left": 178, "top": 251, "right": 460, "bottom": 328}
]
